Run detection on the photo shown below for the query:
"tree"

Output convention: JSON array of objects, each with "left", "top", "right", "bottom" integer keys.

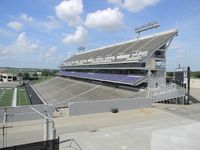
[
  {"left": 33, "top": 72, "right": 38, "bottom": 77},
  {"left": 17, "top": 72, "right": 23, "bottom": 77},
  {"left": 192, "top": 72, "right": 200, "bottom": 78},
  {"left": 167, "top": 72, "right": 174, "bottom": 77},
  {"left": 22, "top": 72, "right": 30, "bottom": 80},
  {"left": 42, "top": 69, "right": 49, "bottom": 77},
  {"left": 32, "top": 72, "right": 38, "bottom": 80}
]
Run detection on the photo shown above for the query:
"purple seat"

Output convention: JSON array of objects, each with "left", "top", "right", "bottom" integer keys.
[{"left": 59, "top": 71, "right": 141, "bottom": 85}]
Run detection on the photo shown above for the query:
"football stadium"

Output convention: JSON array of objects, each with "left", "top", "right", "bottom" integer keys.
[
  {"left": 30, "top": 27, "right": 186, "bottom": 115},
  {"left": 0, "top": 26, "right": 199, "bottom": 150},
  {"left": 1, "top": 0, "right": 200, "bottom": 149}
]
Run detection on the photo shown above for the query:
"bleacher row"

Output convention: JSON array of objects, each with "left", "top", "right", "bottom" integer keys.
[
  {"left": 33, "top": 77, "right": 135, "bottom": 107},
  {"left": 63, "top": 29, "right": 177, "bottom": 65},
  {"left": 59, "top": 71, "right": 142, "bottom": 85}
]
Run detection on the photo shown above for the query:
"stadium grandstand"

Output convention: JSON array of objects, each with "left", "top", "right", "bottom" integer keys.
[
  {"left": 33, "top": 76, "right": 137, "bottom": 107},
  {"left": 58, "top": 29, "right": 178, "bottom": 88},
  {"left": 32, "top": 28, "right": 186, "bottom": 111}
]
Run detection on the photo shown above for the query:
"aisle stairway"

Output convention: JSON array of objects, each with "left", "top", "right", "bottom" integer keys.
[
  {"left": 131, "top": 83, "right": 186, "bottom": 103},
  {"left": 150, "top": 84, "right": 185, "bottom": 103}
]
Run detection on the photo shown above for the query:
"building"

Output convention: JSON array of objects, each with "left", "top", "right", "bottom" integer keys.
[{"left": 0, "top": 73, "right": 18, "bottom": 82}]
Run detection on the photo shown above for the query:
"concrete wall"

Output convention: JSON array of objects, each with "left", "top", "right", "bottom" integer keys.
[
  {"left": 191, "top": 78, "right": 200, "bottom": 88},
  {"left": 68, "top": 98, "right": 152, "bottom": 116},
  {"left": 0, "top": 104, "right": 54, "bottom": 123},
  {"left": 149, "top": 77, "right": 166, "bottom": 88},
  {"left": 0, "top": 82, "right": 19, "bottom": 88}
]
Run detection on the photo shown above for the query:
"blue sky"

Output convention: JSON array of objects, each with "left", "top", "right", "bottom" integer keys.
[{"left": 0, "top": 0, "right": 200, "bottom": 71}]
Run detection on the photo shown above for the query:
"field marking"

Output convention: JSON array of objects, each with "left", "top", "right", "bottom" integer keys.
[
  {"left": 12, "top": 88, "right": 17, "bottom": 107},
  {"left": 0, "top": 88, "right": 13, "bottom": 107},
  {"left": 18, "top": 89, "right": 21, "bottom": 105},
  {"left": 23, "top": 91, "right": 29, "bottom": 104},
  {"left": 17, "top": 88, "right": 30, "bottom": 105}
]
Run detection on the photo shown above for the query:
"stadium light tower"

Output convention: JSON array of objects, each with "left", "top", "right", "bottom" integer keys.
[
  {"left": 78, "top": 46, "right": 85, "bottom": 53},
  {"left": 135, "top": 21, "right": 160, "bottom": 37}
]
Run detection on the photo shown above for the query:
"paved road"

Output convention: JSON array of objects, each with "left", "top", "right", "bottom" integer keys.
[
  {"left": 25, "top": 83, "right": 43, "bottom": 105},
  {"left": 2, "top": 105, "right": 200, "bottom": 150}
]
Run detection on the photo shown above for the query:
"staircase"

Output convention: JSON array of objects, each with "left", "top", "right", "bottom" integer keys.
[
  {"left": 131, "top": 83, "right": 186, "bottom": 103},
  {"left": 150, "top": 83, "right": 186, "bottom": 103},
  {"left": 134, "top": 76, "right": 148, "bottom": 86}
]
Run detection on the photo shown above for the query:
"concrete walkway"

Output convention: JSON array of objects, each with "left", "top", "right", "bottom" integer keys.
[
  {"left": 2, "top": 104, "right": 200, "bottom": 149},
  {"left": 12, "top": 88, "right": 17, "bottom": 107}
]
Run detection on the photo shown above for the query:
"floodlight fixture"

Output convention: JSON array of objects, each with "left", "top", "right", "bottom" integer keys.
[{"left": 135, "top": 21, "right": 160, "bottom": 35}]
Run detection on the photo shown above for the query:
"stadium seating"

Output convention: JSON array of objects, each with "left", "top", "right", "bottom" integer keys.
[
  {"left": 33, "top": 77, "right": 136, "bottom": 107},
  {"left": 62, "top": 30, "right": 177, "bottom": 65},
  {"left": 59, "top": 71, "right": 142, "bottom": 85}
]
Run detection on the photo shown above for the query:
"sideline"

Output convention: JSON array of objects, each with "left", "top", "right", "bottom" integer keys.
[{"left": 12, "top": 88, "right": 17, "bottom": 107}]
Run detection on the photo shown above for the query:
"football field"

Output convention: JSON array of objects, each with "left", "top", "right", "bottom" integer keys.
[
  {"left": 17, "top": 87, "right": 31, "bottom": 105},
  {"left": 0, "top": 88, "right": 14, "bottom": 107}
]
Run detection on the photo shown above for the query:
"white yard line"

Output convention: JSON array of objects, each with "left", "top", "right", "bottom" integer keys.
[{"left": 12, "top": 88, "right": 17, "bottom": 107}]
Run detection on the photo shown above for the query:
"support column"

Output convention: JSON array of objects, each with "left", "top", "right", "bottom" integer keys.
[
  {"left": 44, "top": 111, "right": 49, "bottom": 141},
  {"left": 49, "top": 121, "right": 56, "bottom": 140}
]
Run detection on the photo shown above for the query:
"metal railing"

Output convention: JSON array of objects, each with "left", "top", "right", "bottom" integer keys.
[
  {"left": 134, "top": 76, "right": 148, "bottom": 85},
  {"left": 150, "top": 83, "right": 186, "bottom": 102},
  {"left": 60, "top": 138, "right": 82, "bottom": 150},
  {"left": 130, "top": 83, "right": 186, "bottom": 103}
]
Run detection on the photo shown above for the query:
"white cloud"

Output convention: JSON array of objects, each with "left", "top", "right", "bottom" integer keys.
[
  {"left": 85, "top": 8, "right": 124, "bottom": 31},
  {"left": 63, "top": 26, "right": 89, "bottom": 45},
  {"left": 41, "top": 16, "right": 61, "bottom": 31},
  {"left": 0, "top": 28, "right": 15, "bottom": 37},
  {"left": 108, "top": 0, "right": 122, "bottom": 5},
  {"left": 20, "top": 14, "right": 33, "bottom": 22},
  {"left": 40, "top": 46, "right": 57, "bottom": 62},
  {"left": 15, "top": 32, "right": 39, "bottom": 52},
  {"left": 7, "top": 21, "right": 23, "bottom": 31},
  {"left": 0, "top": 32, "right": 39, "bottom": 55},
  {"left": 108, "top": 0, "right": 160, "bottom": 12},
  {"left": 123, "top": 0, "right": 160, "bottom": 12},
  {"left": 55, "top": 0, "right": 83, "bottom": 26},
  {"left": 39, "top": 47, "right": 65, "bottom": 67}
]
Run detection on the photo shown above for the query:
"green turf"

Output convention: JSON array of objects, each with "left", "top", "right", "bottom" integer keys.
[
  {"left": 17, "top": 87, "right": 31, "bottom": 105},
  {"left": 0, "top": 88, "right": 14, "bottom": 107},
  {"left": 31, "top": 76, "right": 53, "bottom": 84}
]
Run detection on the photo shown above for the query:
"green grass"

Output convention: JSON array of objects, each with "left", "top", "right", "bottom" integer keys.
[
  {"left": 0, "top": 88, "right": 14, "bottom": 107},
  {"left": 31, "top": 76, "right": 53, "bottom": 84},
  {"left": 17, "top": 87, "right": 31, "bottom": 106}
]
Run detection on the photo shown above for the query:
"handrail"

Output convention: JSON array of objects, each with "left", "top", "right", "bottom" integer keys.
[
  {"left": 130, "top": 83, "right": 185, "bottom": 101},
  {"left": 60, "top": 138, "right": 82, "bottom": 150}
]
